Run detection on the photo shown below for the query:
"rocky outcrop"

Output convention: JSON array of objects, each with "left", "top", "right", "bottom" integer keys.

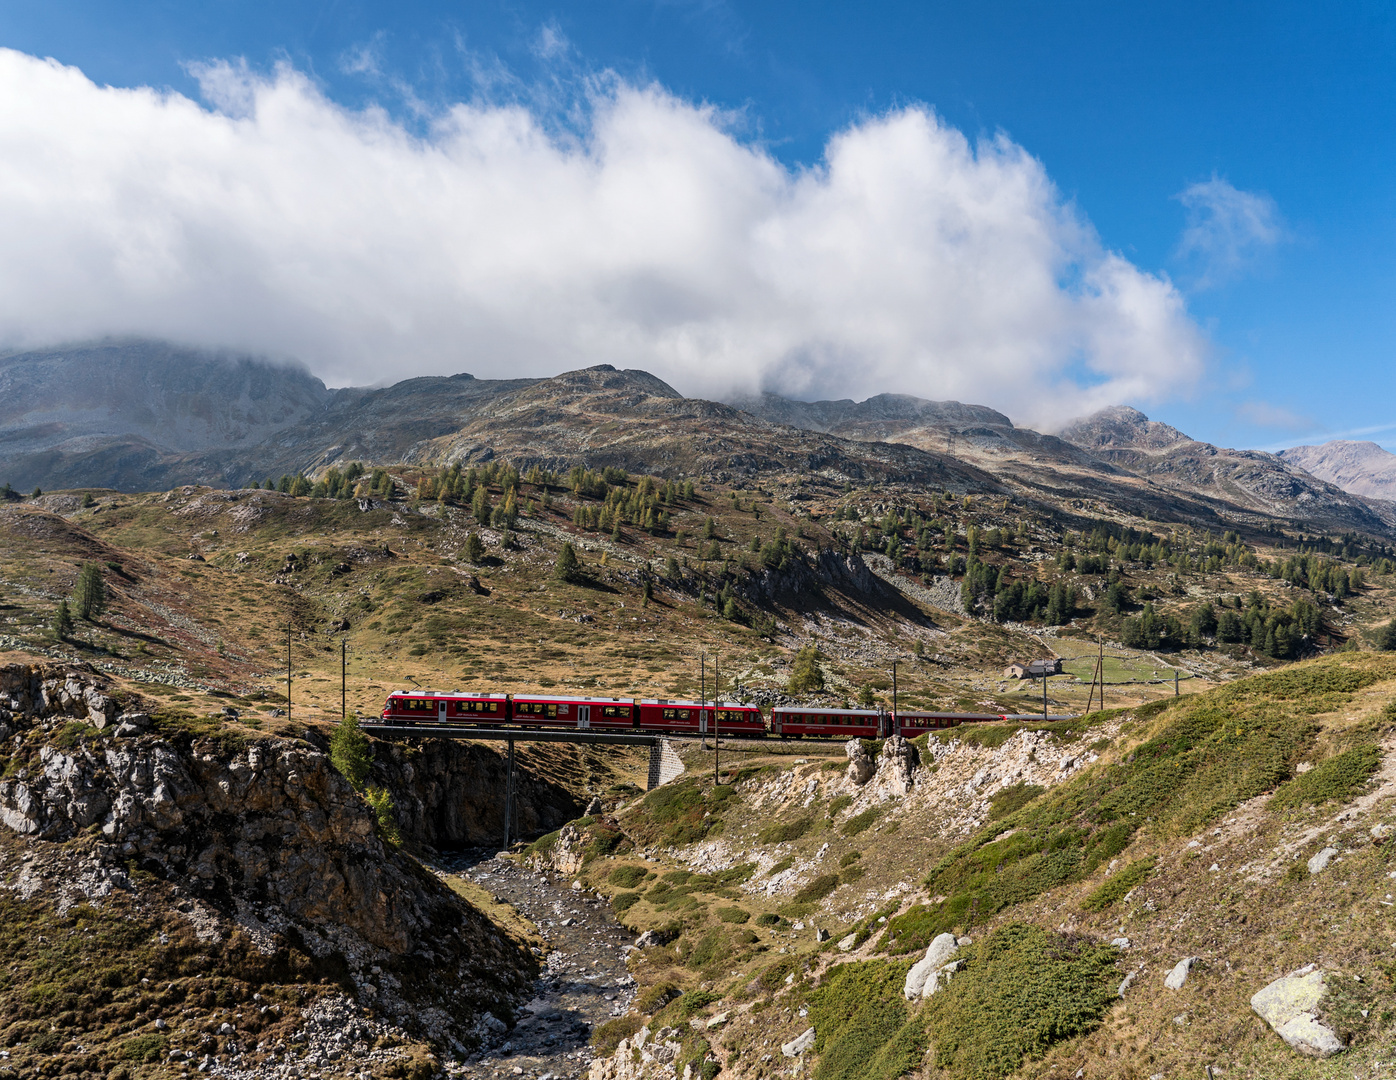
[
  {"left": 870, "top": 735, "right": 917, "bottom": 798},
  {"left": 1164, "top": 956, "right": 1197, "bottom": 989},
  {"left": 1250, "top": 966, "right": 1345, "bottom": 1058},
  {"left": 0, "top": 661, "right": 119, "bottom": 730},
  {"left": 845, "top": 738, "right": 875, "bottom": 785},
  {"left": 904, "top": 932, "right": 960, "bottom": 999},
  {"left": 370, "top": 737, "right": 584, "bottom": 850},
  {"left": 589, "top": 1024, "right": 687, "bottom": 1080},
  {"left": 0, "top": 663, "right": 537, "bottom": 1052}
]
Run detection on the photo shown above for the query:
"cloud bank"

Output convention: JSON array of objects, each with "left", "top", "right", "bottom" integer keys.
[{"left": 0, "top": 48, "right": 1206, "bottom": 427}]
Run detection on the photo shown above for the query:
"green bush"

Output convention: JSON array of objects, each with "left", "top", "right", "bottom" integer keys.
[
  {"left": 924, "top": 923, "right": 1119, "bottom": 1080},
  {"left": 330, "top": 714, "right": 373, "bottom": 790},
  {"left": 1270, "top": 745, "right": 1383, "bottom": 811},
  {"left": 120, "top": 1034, "right": 169, "bottom": 1062},
  {"left": 988, "top": 783, "right": 1044, "bottom": 822},
  {"left": 1080, "top": 858, "right": 1155, "bottom": 912},
  {"left": 827, "top": 794, "right": 855, "bottom": 818},
  {"left": 793, "top": 873, "right": 840, "bottom": 904},
  {"left": 839, "top": 864, "right": 866, "bottom": 884},
  {"left": 716, "top": 906, "right": 751, "bottom": 924},
  {"left": 592, "top": 1014, "right": 644, "bottom": 1053},
  {"left": 635, "top": 981, "right": 682, "bottom": 1014},
  {"left": 759, "top": 817, "right": 813, "bottom": 844},
  {"left": 612, "top": 891, "right": 642, "bottom": 915},
  {"left": 808, "top": 959, "right": 924, "bottom": 1080},
  {"left": 842, "top": 808, "right": 883, "bottom": 836},
  {"left": 364, "top": 786, "right": 401, "bottom": 845},
  {"left": 755, "top": 912, "right": 781, "bottom": 927},
  {"left": 840, "top": 850, "right": 863, "bottom": 867},
  {"left": 610, "top": 865, "right": 648, "bottom": 888}
]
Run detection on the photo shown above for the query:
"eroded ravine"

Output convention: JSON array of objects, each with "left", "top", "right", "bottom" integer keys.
[{"left": 444, "top": 853, "right": 636, "bottom": 1080}]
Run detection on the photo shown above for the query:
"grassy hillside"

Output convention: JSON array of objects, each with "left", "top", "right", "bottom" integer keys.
[{"left": 556, "top": 650, "right": 1396, "bottom": 1080}]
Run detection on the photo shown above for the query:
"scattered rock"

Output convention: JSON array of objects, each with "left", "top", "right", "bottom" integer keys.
[
  {"left": 1371, "top": 823, "right": 1390, "bottom": 843},
  {"left": 586, "top": 796, "right": 604, "bottom": 815},
  {"left": 1308, "top": 847, "right": 1339, "bottom": 874},
  {"left": 836, "top": 933, "right": 857, "bottom": 952},
  {"left": 1250, "top": 967, "right": 1345, "bottom": 1058},
  {"left": 705, "top": 1012, "right": 728, "bottom": 1029},
  {"left": 815, "top": 928, "right": 830, "bottom": 942},
  {"left": 1111, "top": 937, "right": 1131, "bottom": 948},
  {"left": 1165, "top": 957, "right": 1197, "bottom": 990},
  {"left": 781, "top": 1028, "right": 816, "bottom": 1057},
  {"left": 1118, "top": 971, "right": 1136, "bottom": 998}
]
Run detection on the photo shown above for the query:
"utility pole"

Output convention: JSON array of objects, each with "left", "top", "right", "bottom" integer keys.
[
  {"left": 714, "top": 657, "right": 721, "bottom": 785},
  {"left": 1042, "top": 669, "right": 1048, "bottom": 721},
  {"left": 341, "top": 638, "right": 347, "bottom": 720},
  {"left": 891, "top": 660, "right": 898, "bottom": 738},
  {"left": 503, "top": 739, "right": 515, "bottom": 850},
  {"left": 700, "top": 653, "right": 706, "bottom": 749},
  {"left": 286, "top": 624, "right": 292, "bottom": 723},
  {"left": 1175, "top": 669, "right": 1179, "bottom": 697}
]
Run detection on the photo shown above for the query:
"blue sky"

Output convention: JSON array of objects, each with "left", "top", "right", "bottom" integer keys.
[{"left": 0, "top": 1, "right": 1392, "bottom": 449}]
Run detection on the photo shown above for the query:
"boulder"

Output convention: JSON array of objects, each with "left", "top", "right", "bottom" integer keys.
[
  {"left": 1250, "top": 967, "right": 1345, "bottom": 1059},
  {"left": 836, "top": 933, "right": 857, "bottom": 952},
  {"left": 904, "top": 932, "right": 960, "bottom": 999},
  {"left": 1164, "top": 956, "right": 1197, "bottom": 990},
  {"left": 1308, "top": 847, "right": 1339, "bottom": 874},
  {"left": 781, "top": 1028, "right": 816, "bottom": 1057},
  {"left": 845, "top": 739, "right": 875, "bottom": 786}
]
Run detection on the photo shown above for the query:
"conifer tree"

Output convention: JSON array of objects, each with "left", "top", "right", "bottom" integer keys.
[
  {"left": 554, "top": 542, "right": 580, "bottom": 582},
  {"left": 787, "top": 645, "right": 825, "bottom": 694},
  {"left": 72, "top": 563, "right": 106, "bottom": 621},
  {"left": 330, "top": 714, "right": 373, "bottom": 790},
  {"left": 51, "top": 599, "right": 73, "bottom": 641}
]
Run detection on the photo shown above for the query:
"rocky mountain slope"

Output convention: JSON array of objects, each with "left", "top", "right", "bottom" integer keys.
[
  {"left": 1280, "top": 440, "right": 1396, "bottom": 502},
  {"left": 3, "top": 339, "right": 1394, "bottom": 541}
]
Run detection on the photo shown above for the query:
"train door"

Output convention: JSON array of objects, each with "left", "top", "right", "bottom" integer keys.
[
  {"left": 578, "top": 706, "right": 590, "bottom": 730},
  {"left": 439, "top": 700, "right": 448, "bottom": 725}
]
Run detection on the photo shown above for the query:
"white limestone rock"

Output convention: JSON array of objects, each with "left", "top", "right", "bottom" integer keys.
[
  {"left": 904, "top": 932, "right": 960, "bottom": 1000},
  {"left": 1250, "top": 967, "right": 1345, "bottom": 1059},
  {"left": 1164, "top": 956, "right": 1197, "bottom": 990},
  {"left": 781, "top": 1028, "right": 816, "bottom": 1057}
]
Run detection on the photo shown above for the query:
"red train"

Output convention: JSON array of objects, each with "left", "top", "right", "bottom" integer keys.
[
  {"left": 375, "top": 690, "right": 764, "bottom": 736},
  {"left": 372, "top": 690, "right": 997, "bottom": 739}
]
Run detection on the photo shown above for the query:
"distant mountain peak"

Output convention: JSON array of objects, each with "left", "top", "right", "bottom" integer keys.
[
  {"left": 1057, "top": 406, "right": 1192, "bottom": 453},
  {"left": 1280, "top": 440, "right": 1396, "bottom": 502}
]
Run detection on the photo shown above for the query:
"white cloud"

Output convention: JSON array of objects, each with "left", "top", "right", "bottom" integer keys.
[
  {"left": 1175, "top": 175, "right": 1284, "bottom": 289},
  {"left": 0, "top": 48, "right": 1207, "bottom": 428}
]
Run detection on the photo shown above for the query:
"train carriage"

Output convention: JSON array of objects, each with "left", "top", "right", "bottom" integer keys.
[
  {"left": 771, "top": 706, "right": 881, "bottom": 739},
  {"left": 380, "top": 691, "right": 507, "bottom": 725},
  {"left": 509, "top": 694, "right": 637, "bottom": 730},
  {"left": 636, "top": 699, "right": 764, "bottom": 736}
]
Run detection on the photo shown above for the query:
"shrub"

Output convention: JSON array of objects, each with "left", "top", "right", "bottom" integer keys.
[
  {"left": 610, "top": 865, "right": 648, "bottom": 889},
  {"left": 840, "top": 850, "right": 863, "bottom": 867},
  {"left": 716, "top": 906, "right": 750, "bottom": 924},
  {"left": 808, "top": 959, "right": 923, "bottom": 1080},
  {"left": 759, "top": 817, "right": 813, "bottom": 844},
  {"left": 924, "top": 924, "right": 1119, "bottom": 1080},
  {"left": 755, "top": 912, "right": 781, "bottom": 927},
  {"left": 1270, "top": 745, "right": 1383, "bottom": 811},
  {"left": 120, "top": 1034, "right": 169, "bottom": 1062},
  {"left": 364, "top": 786, "right": 401, "bottom": 844},
  {"left": 827, "top": 794, "right": 855, "bottom": 818},
  {"left": 1080, "top": 858, "right": 1155, "bottom": 912},
  {"left": 635, "top": 981, "right": 682, "bottom": 1014},
  {"left": 612, "top": 891, "right": 642, "bottom": 915},
  {"left": 330, "top": 714, "right": 372, "bottom": 790},
  {"left": 591, "top": 1014, "right": 644, "bottom": 1053},
  {"left": 792, "top": 873, "right": 840, "bottom": 904},
  {"left": 841, "top": 808, "right": 883, "bottom": 836},
  {"left": 988, "top": 783, "right": 1044, "bottom": 822}
]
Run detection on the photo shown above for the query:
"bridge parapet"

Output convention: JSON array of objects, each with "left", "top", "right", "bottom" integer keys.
[{"left": 647, "top": 738, "right": 685, "bottom": 790}]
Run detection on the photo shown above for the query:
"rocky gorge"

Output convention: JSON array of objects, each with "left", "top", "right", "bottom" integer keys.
[{"left": 0, "top": 660, "right": 604, "bottom": 1077}]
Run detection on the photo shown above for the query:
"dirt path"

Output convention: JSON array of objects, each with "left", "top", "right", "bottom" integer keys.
[{"left": 443, "top": 853, "right": 637, "bottom": 1080}]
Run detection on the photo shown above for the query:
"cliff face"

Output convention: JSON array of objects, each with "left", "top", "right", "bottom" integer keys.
[{"left": 0, "top": 661, "right": 537, "bottom": 1055}]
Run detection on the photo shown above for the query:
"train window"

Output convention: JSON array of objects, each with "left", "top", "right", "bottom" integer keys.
[
  {"left": 602, "top": 705, "right": 630, "bottom": 718},
  {"left": 547, "top": 705, "right": 557, "bottom": 717},
  {"left": 662, "top": 709, "right": 676, "bottom": 720},
  {"left": 405, "top": 699, "right": 433, "bottom": 711}
]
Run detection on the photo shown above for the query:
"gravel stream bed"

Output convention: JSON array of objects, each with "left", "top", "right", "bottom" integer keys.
[{"left": 443, "top": 853, "right": 636, "bottom": 1080}]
